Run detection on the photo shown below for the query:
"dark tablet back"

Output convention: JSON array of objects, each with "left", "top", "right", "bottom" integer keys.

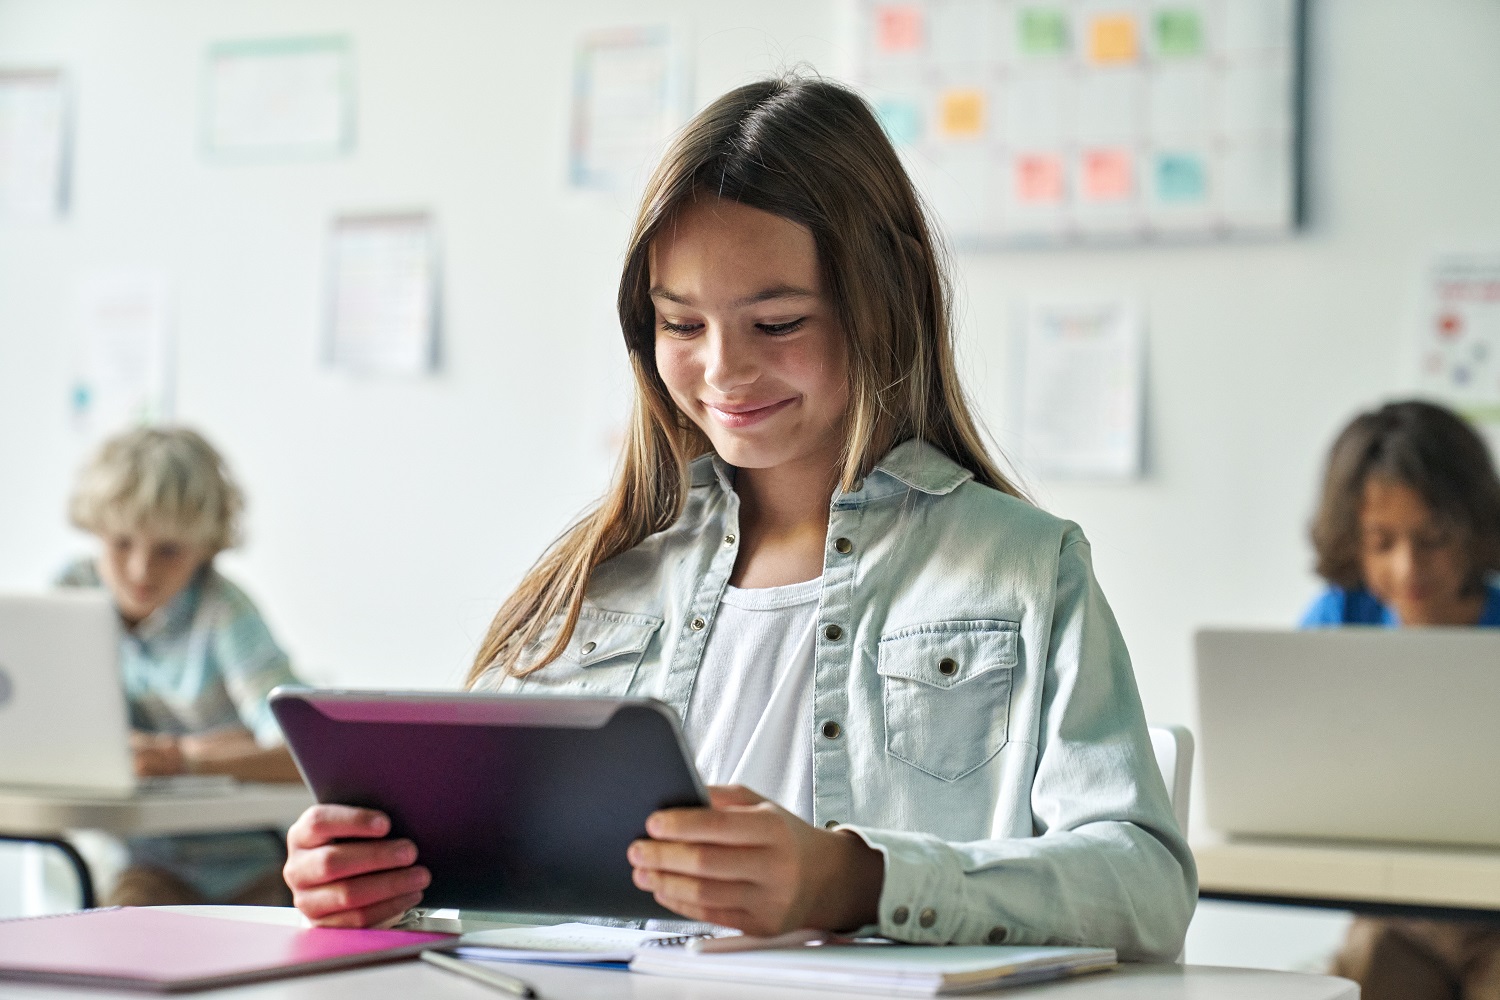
[{"left": 270, "top": 689, "right": 708, "bottom": 918}]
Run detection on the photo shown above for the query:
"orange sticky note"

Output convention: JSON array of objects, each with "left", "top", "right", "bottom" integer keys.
[
  {"left": 1088, "top": 14, "right": 1138, "bottom": 63},
  {"left": 1016, "top": 154, "right": 1066, "bottom": 203},
  {"left": 938, "top": 89, "right": 985, "bottom": 138},
  {"left": 1081, "top": 148, "right": 1133, "bottom": 200},
  {"left": 876, "top": 5, "right": 924, "bottom": 52}
]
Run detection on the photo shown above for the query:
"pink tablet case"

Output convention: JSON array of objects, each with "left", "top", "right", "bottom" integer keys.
[{"left": 0, "top": 907, "right": 455, "bottom": 992}]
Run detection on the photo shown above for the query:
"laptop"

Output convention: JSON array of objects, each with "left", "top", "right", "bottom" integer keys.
[
  {"left": 0, "top": 592, "right": 230, "bottom": 796},
  {"left": 1196, "top": 627, "right": 1500, "bottom": 848}
]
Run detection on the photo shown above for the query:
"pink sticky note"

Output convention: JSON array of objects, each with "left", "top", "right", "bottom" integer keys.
[
  {"left": 1081, "top": 148, "right": 1133, "bottom": 201},
  {"left": 876, "top": 5, "right": 924, "bottom": 52},
  {"left": 1016, "top": 154, "right": 1066, "bottom": 203}
]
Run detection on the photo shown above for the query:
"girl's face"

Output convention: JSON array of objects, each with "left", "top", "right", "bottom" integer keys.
[
  {"left": 1358, "top": 476, "right": 1473, "bottom": 625},
  {"left": 95, "top": 529, "right": 208, "bottom": 626},
  {"left": 650, "top": 197, "right": 849, "bottom": 477}
]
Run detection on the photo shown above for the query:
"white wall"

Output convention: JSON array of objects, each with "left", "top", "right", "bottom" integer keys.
[{"left": 1, "top": 0, "right": 1497, "bottom": 958}]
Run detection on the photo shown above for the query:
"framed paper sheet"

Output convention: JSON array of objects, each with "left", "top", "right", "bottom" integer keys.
[
  {"left": 325, "top": 212, "right": 439, "bottom": 375},
  {"left": 204, "top": 36, "right": 354, "bottom": 159},
  {"left": 570, "top": 27, "right": 686, "bottom": 192},
  {"left": 0, "top": 69, "right": 69, "bottom": 221}
]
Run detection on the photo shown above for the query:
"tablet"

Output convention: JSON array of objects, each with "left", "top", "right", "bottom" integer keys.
[{"left": 269, "top": 688, "right": 709, "bottom": 918}]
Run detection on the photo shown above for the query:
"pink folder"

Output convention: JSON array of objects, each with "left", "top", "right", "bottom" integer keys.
[{"left": 0, "top": 906, "right": 455, "bottom": 992}]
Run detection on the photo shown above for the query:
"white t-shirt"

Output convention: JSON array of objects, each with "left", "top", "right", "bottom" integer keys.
[{"left": 683, "top": 577, "right": 820, "bottom": 823}]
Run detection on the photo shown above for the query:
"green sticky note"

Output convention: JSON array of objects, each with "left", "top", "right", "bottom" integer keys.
[
  {"left": 1156, "top": 153, "right": 1206, "bottom": 202},
  {"left": 1019, "top": 8, "right": 1069, "bottom": 56},
  {"left": 876, "top": 99, "right": 923, "bottom": 146},
  {"left": 1155, "top": 10, "right": 1202, "bottom": 56}
]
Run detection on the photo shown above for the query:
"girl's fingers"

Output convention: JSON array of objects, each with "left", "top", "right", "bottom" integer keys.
[
  {"left": 628, "top": 839, "right": 767, "bottom": 880},
  {"left": 284, "top": 838, "right": 417, "bottom": 888},
  {"left": 293, "top": 865, "right": 430, "bottom": 921},
  {"left": 635, "top": 867, "right": 755, "bottom": 911},
  {"left": 287, "top": 805, "right": 391, "bottom": 849},
  {"left": 308, "top": 890, "right": 426, "bottom": 930},
  {"left": 646, "top": 805, "right": 780, "bottom": 845},
  {"left": 707, "top": 785, "right": 767, "bottom": 808}
]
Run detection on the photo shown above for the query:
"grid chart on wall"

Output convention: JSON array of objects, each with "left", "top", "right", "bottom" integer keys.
[{"left": 850, "top": 0, "right": 1304, "bottom": 247}]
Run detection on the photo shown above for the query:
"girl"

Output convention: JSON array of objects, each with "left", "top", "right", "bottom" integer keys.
[
  {"left": 283, "top": 76, "right": 1197, "bottom": 959},
  {"left": 62, "top": 426, "right": 304, "bottom": 906},
  {"left": 1302, "top": 400, "right": 1500, "bottom": 1000}
]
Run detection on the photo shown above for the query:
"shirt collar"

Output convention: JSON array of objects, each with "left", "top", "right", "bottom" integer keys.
[
  {"left": 688, "top": 438, "right": 973, "bottom": 502},
  {"left": 131, "top": 567, "right": 207, "bottom": 644}
]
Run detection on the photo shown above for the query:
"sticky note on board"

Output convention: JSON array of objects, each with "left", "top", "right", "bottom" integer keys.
[
  {"left": 1082, "top": 148, "right": 1134, "bottom": 200},
  {"left": 938, "top": 89, "right": 986, "bottom": 138},
  {"left": 1016, "top": 153, "right": 1067, "bottom": 203},
  {"left": 1019, "top": 8, "right": 1070, "bottom": 55},
  {"left": 876, "top": 5, "right": 924, "bottom": 53},
  {"left": 1156, "top": 153, "right": 1206, "bottom": 201},
  {"left": 1155, "top": 10, "right": 1203, "bottom": 56},
  {"left": 1088, "top": 14, "right": 1139, "bottom": 63},
  {"left": 875, "top": 99, "right": 923, "bottom": 145}
]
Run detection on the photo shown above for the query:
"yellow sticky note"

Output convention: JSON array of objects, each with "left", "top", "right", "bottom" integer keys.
[
  {"left": 1089, "top": 14, "right": 1138, "bottom": 63},
  {"left": 938, "top": 89, "right": 985, "bottom": 138}
]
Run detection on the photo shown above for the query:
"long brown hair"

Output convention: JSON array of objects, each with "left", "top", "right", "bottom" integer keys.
[
  {"left": 1311, "top": 399, "right": 1500, "bottom": 591},
  {"left": 468, "top": 75, "right": 1023, "bottom": 685}
]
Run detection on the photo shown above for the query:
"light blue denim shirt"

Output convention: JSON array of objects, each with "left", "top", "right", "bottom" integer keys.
[{"left": 475, "top": 439, "right": 1197, "bottom": 961}]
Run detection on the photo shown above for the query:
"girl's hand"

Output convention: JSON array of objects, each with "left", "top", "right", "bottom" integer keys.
[
  {"left": 130, "top": 731, "right": 185, "bottom": 776},
  {"left": 628, "top": 785, "right": 885, "bottom": 936},
  {"left": 283, "top": 805, "right": 431, "bottom": 928}
]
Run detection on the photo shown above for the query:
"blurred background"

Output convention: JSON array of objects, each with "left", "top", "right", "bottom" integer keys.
[{"left": 1, "top": 0, "right": 1497, "bottom": 973}]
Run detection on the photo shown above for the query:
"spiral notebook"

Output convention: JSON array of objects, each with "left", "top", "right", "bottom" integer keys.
[{"left": 0, "top": 906, "right": 456, "bottom": 992}]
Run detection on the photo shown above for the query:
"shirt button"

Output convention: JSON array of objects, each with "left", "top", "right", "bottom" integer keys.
[
  {"left": 919, "top": 907, "right": 937, "bottom": 929},
  {"left": 821, "top": 720, "right": 841, "bottom": 740},
  {"left": 938, "top": 657, "right": 957, "bottom": 676},
  {"left": 986, "top": 926, "right": 1008, "bottom": 944},
  {"left": 834, "top": 537, "right": 853, "bottom": 554},
  {"left": 824, "top": 820, "right": 839, "bottom": 829},
  {"left": 690, "top": 617, "right": 706, "bottom": 631},
  {"left": 851, "top": 478, "right": 865, "bottom": 492},
  {"left": 824, "top": 624, "right": 843, "bottom": 641},
  {"left": 724, "top": 534, "right": 735, "bottom": 545},
  {"left": 581, "top": 641, "right": 596, "bottom": 655},
  {"left": 891, "top": 906, "right": 910, "bottom": 925}
]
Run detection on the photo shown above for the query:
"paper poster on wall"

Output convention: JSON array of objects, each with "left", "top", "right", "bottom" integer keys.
[
  {"left": 850, "top": 0, "right": 1304, "bottom": 246},
  {"left": 570, "top": 27, "right": 685, "bottom": 192},
  {"left": 204, "top": 37, "right": 354, "bottom": 158},
  {"left": 325, "top": 212, "right": 438, "bottom": 375},
  {"left": 0, "top": 69, "right": 69, "bottom": 221},
  {"left": 1410, "top": 251, "right": 1500, "bottom": 423},
  {"left": 72, "top": 271, "right": 174, "bottom": 437},
  {"left": 1017, "top": 298, "right": 1144, "bottom": 479}
]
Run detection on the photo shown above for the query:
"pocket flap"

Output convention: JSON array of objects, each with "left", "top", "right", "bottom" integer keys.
[
  {"left": 876, "top": 619, "right": 1019, "bottom": 690},
  {"left": 559, "top": 609, "right": 663, "bottom": 668}
]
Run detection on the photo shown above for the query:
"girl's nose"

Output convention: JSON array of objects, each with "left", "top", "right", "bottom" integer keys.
[{"left": 703, "top": 328, "right": 757, "bottom": 393}]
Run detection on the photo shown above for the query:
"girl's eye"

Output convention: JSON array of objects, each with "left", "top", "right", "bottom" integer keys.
[
  {"left": 659, "top": 320, "right": 703, "bottom": 336},
  {"left": 757, "top": 318, "right": 806, "bottom": 336}
]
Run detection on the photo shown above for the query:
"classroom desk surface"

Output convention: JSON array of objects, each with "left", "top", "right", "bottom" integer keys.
[
  {"left": 1196, "top": 834, "right": 1500, "bottom": 918},
  {"left": 0, "top": 783, "right": 312, "bottom": 908},
  {"left": 0, "top": 906, "right": 1360, "bottom": 1000},
  {"left": 0, "top": 782, "right": 313, "bottom": 838}
]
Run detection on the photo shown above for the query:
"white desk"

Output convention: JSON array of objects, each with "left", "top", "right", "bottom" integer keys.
[
  {"left": 0, "top": 907, "right": 1359, "bottom": 999},
  {"left": 0, "top": 783, "right": 312, "bottom": 907},
  {"left": 1195, "top": 834, "right": 1500, "bottom": 920}
]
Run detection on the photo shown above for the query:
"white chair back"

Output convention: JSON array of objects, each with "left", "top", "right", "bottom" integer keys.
[{"left": 1149, "top": 725, "right": 1194, "bottom": 838}]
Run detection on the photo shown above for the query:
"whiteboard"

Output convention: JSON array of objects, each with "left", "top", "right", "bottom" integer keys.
[{"left": 850, "top": 0, "right": 1304, "bottom": 247}]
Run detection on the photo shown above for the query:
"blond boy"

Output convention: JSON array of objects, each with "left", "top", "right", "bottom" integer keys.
[{"left": 62, "top": 426, "right": 302, "bottom": 905}]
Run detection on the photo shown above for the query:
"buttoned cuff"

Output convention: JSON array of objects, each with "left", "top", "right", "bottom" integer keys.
[{"left": 834, "top": 825, "right": 1010, "bottom": 946}]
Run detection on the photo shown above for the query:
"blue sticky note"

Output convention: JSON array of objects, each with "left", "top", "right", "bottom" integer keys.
[
  {"left": 876, "top": 99, "right": 923, "bottom": 146},
  {"left": 1156, "top": 153, "right": 1206, "bottom": 202}
]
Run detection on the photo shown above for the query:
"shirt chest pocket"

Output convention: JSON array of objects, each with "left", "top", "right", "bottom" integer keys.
[
  {"left": 516, "top": 609, "right": 662, "bottom": 697},
  {"left": 876, "top": 619, "right": 1019, "bottom": 781}
]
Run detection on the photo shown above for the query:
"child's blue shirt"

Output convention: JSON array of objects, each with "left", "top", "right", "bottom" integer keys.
[{"left": 1300, "top": 583, "right": 1500, "bottom": 627}]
